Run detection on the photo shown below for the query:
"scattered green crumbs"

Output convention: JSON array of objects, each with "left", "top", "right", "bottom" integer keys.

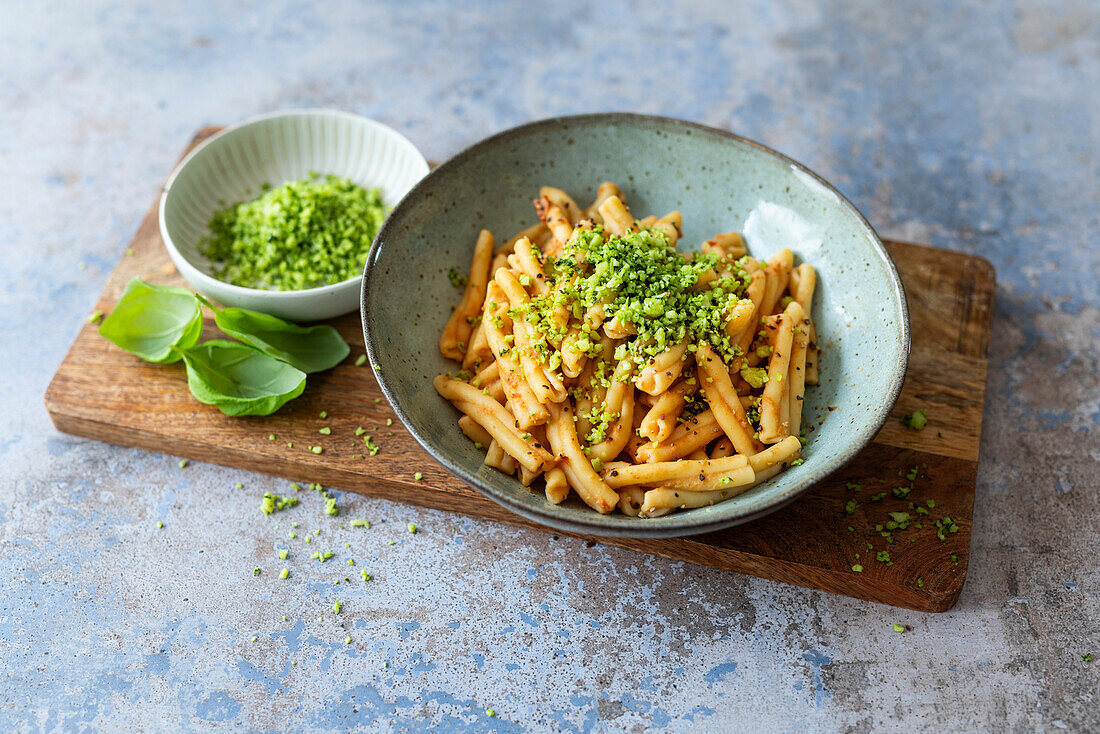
[
  {"left": 279, "top": 568, "right": 289, "bottom": 579},
  {"left": 487, "top": 709, "right": 496, "bottom": 717},
  {"left": 407, "top": 523, "right": 418, "bottom": 534},
  {"left": 893, "top": 624, "right": 906, "bottom": 634},
  {"left": 319, "top": 427, "right": 331, "bottom": 435},
  {"left": 354, "top": 354, "right": 367, "bottom": 366},
  {"left": 901, "top": 408, "right": 928, "bottom": 430},
  {"left": 311, "top": 446, "right": 324, "bottom": 455},
  {"left": 87, "top": 310, "right": 104, "bottom": 324},
  {"left": 178, "top": 460, "right": 188, "bottom": 469},
  {"left": 155, "top": 521, "right": 163, "bottom": 529},
  {"left": 413, "top": 472, "right": 423, "bottom": 481},
  {"left": 261, "top": 492, "right": 299, "bottom": 515},
  {"left": 351, "top": 519, "right": 370, "bottom": 528},
  {"left": 448, "top": 267, "right": 469, "bottom": 289},
  {"left": 333, "top": 600, "right": 342, "bottom": 614},
  {"left": 852, "top": 564, "right": 864, "bottom": 572},
  {"left": 199, "top": 174, "right": 388, "bottom": 291},
  {"left": 1083, "top": 653, "right": 1093, "bottom": 662}
]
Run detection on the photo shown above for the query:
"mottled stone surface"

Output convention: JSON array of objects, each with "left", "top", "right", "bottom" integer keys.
[{"left": 2, "top": 1, "right": 1098, "bottom": 731}]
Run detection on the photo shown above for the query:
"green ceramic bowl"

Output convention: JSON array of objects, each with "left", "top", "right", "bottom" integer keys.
[{"left": 362, "top": 114, "right": 909, "bottom": 538}]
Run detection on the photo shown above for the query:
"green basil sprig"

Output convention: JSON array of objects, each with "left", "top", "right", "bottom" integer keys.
[
  {"left": 98, "top": 279, "right": 203, "bottom": 363},
  {"left": 96, "top": 279, "right": 351, "bottom": 416},
  {"left": 176, "top": 340, "right": 306, "bottom": 416},
  {"left": 199, "top": 297, "right": 349, "bottom": 373}
]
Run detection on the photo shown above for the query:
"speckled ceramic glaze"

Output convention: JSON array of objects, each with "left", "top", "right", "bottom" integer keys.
[{"left": 362, "top": 114, "right": 909, "bottom": 538}]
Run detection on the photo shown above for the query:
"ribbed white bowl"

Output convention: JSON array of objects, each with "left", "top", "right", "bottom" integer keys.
[{"left": 159, "top": 110, "right": 429, "bottom": 321}]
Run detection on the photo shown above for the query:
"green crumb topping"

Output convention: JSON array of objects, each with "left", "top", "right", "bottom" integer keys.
[
  {"left": 893, "top": 624, "right": 906, "bottom": 634},
  {"left": 413, "top": 472, "right": 423, "bottom": 481},
  {"left": 235, "top": 482, "right": 243, "bottom": 489},
  {"left": 355, "top": 426, "right": 366, "bottom": 436},
  {"left": 261, "top": 492, "right": 299, "bottom": 515},
  {"left": 268, "top": 434, "right": 275, "bottom": 440},
  {"left": 361, "top": 570, "right": 371, "bottom": 581},
  {"left": 252, "top": 567, "right": 261, "bottom": 576},
  {"left": 87, "top": 310, "right": 104, "bottom": 324},
  {"left": 178, "top": 460, "right": 188, "bottom": 469},
  {"left": 354, "top": 354, "right": 367, "bottom": 366},
  {"left": 319, "top": 411, "right": 328, "bottom": 419},
  {"left": 250, "top": 635, "right": 257, "bottom": 642},
  {"left": 350, "top": 519, "right": 371, "bottom": 528},
  {"left": 740, "top": 366, "right": 769, "bottom": 389},
  {"left": 790, "top": 458, "right": 805, "bottom": 466},
  {"left": 345, "top": 636, "right": 352, "bottom": 645},
  {"left": 845, "top": 499, "right": 859, "bottom": 514},
  {"left": 917, "top": 577, "right": 924, "bottom": 588},
  {"left": 851, "top": 564, "right": 864, "bottom": 572},
  {"left": 1083, "top": 653, "right": 1093, "bottom": 662},
  {"left": 363, "top": 436, "right": 380, "bottom": 456},
  {"left": 277, "top": 548, "right": 288, "bottom": 560},
  {"left": 319, "top": 427, "right": 331, "bottom": 435},
  {"left": 311, "top": 446, "right": 324, "bottom": 454},
  {"left": 156, "top": 521, "right": 163, "bottom": 529},
  {"left": 386, "top": 418, "right": 393, "bottom": 426},
  {"left": 487, "top": 709, "right": 496, "bottom": 717},
  {"left": 448, "top": 267, "right": 469, "bottom": 289},
  {"left": 333, "top": 600, "right": 342, "bottom": 614},
  {"left": 407, "top": 523, "right": 418, "bottom": 534},
  {"left": 512, "top": 228, "right": 751, "bottom": 366},
  {"left": 325, "top": 497, "right": 338, "bottom": 516},
  {"left": 934, "top": 516, "right": 959, "bottom": 541},
  {"left": 199, "top": 174, "right": 388, "bottom": 291},
  {"left": 901, "top": 409, "right": 928, "bottom": 431}
]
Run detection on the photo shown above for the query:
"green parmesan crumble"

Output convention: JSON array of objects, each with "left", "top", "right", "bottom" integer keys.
[
  {"left": 893, "top": 624, "right": 906, "bottom": 634},
  {"left": 279, "top": 568, "right": 289, "bottom": 579},
  {"left": 901, "top": 409, "right": 928, "bottom": 430},
  {"left": 261, "top": 492, "right": 299, "bottom": 515},
  {"left": 178, "top": 460, "right": 188, "bottom": 469},
  {"left": 199, "top": 175, "right": 388, "bottom": 290},
  {"left": 354, "top": 354, "right": 368, "bottom": 366},
  {"left": 407, "top": 523, "right": 418, "bottom": 534}
]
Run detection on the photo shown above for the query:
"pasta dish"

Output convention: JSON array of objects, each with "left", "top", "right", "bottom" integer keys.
[{"left": 434, "top": 183, "right": 817, "bottom": 517}]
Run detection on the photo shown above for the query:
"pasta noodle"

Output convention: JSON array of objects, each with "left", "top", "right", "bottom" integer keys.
[{"left": 434, "top": 183, "right": 818, "bottom": 516}]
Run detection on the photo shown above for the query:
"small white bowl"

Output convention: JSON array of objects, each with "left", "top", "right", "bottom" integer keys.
[{"left": 159, "top": 109, "right": 429, "bottom": 321}]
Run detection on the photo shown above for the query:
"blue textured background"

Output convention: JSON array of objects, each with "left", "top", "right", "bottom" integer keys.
[{"left": 2, "top": 1, "right": 1098, "bottom": 731}]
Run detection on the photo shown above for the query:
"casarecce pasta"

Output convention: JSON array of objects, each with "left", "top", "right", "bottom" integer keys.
[{"left": 435, "top": 184, "right": 819, "bottom": 517}]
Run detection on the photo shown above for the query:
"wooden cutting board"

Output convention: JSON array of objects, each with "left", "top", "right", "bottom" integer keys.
[{"left": 45, "top": 128, "right": 995, "bottom": 612}]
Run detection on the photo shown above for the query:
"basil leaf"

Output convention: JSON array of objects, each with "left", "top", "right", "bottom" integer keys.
[
  {"left": 98, "top": 278, "right": 203, "bottom": 363},
  {"left": 177, "top": 340, "right": 306, "bottom": 416},
  {"left": 208, "top": 304, "right": 350, "bottom": 374}
]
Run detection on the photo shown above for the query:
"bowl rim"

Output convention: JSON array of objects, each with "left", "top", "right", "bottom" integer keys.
[
  {"left": 362, "top": 112, "right": 911, "bottom": 538},
  {"left": 158, "top": 108, "right": 429, "bottom": 303}
]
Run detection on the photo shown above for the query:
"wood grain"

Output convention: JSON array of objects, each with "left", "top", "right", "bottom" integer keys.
[{"left": 44, "top": 128, "right": 996, "bottom": 612}]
